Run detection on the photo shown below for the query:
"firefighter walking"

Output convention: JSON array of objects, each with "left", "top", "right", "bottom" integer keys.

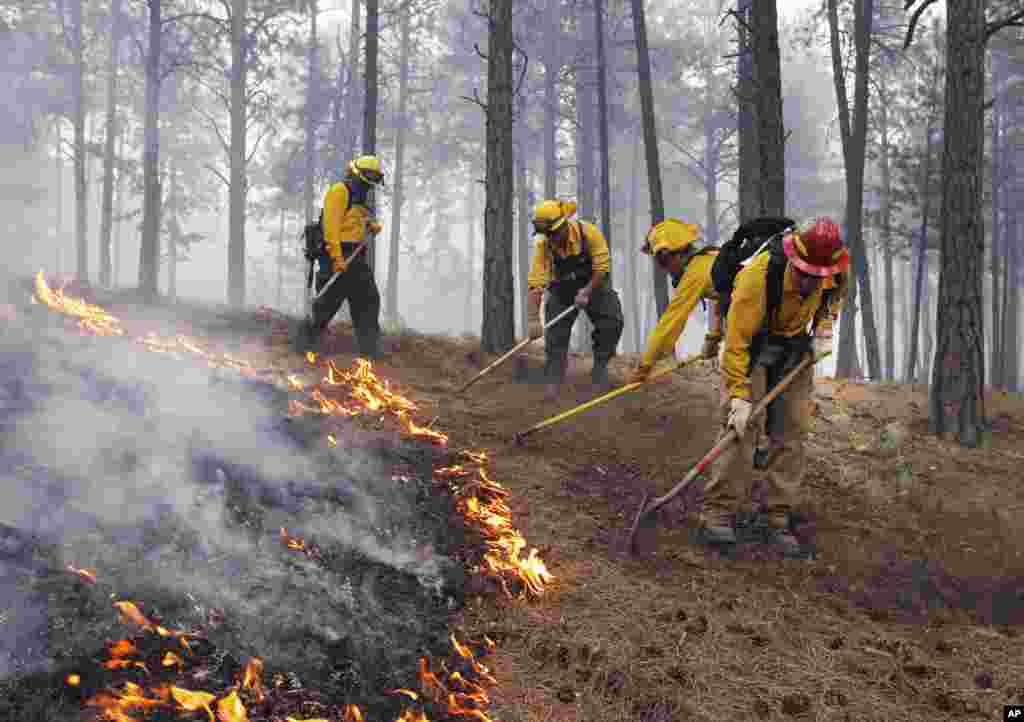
[
  {"left": 302, "top": 155, "right": 385, "bottom": 358},
  {"left": 526, "top": 200, "right": 624, "bottom": 399},
  {"left": 702, "top": 218, "right": 848, "bottom": 556}
]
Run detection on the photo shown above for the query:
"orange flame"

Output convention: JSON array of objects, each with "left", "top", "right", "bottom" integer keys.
[
  {"left": 67, "top": 564, "right": 97, "bottom": 584},
  {"left": 216, "top": 689, "right": 248, "bottom": 722},
  {"left": 242, "top": 657, "right": 265, "bottom": 703},
  {"left": 67, "top": 673, "right": 81, "bottom": 686},
  {"left": 162, "top": 652, "right": 184, "bottom": 670},
  {"left": 34, "top": 272, "right": 125, "bottom": 336},
  {"left": 114, "top": 601, "right": 154, "bottom": 630},
  {"left": 394, "top": 710, "right": 430, "bottom": 722},
  {"left": 343, "top": 704, "right": 365, "bottom": 722},
  {"left": 171, "top": 686, "right": 216, "bottom": 722}
]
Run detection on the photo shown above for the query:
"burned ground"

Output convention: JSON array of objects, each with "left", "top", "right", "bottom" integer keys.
[{"left": 0, "top": 295, "right": 484, "bottom": 722}]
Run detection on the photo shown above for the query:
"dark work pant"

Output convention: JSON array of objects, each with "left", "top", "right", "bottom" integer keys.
[
  {"left": 543, "top": 284, "right": 624, "bottom": 365},
  {"left": 312, "top": 252, "right": 381, "bottom": 358}
]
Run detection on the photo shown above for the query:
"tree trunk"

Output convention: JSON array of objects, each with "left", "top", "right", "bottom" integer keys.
[
  {"left": 928, "top": 0, "right": 987, "bottom": 445},
  {"left": 113, "top": 127, "right": 125, "bottom": 286},
  {"left": 828, "top": 0, "right": 880, "bottom": 379},
  {"left": 227, "top": 0, "right": 247, "bottom": 307},
  {"left": 481, "top": 0, "right": 515, "bottom": 353},
  {"left": 362, "top": 0, "right": 378, "bottom": 274},
  {"left": 386, "top": 2, "right": 410, "bottom": 323},
  {"left": 630, "top": 0, "right": 669, "bottom": 314},
  {"left": 346, "top": 0, "right": 362, "bottom": 161},
  {"left": 878, "top": 89, "right": 895, "bottom": 380},
  {"left": 703, "top": 54, "right": 720, "bottom": 245},
  {"left": 989, "top": 45, "right": 1004, "bottom": 387},
  {"left": 99, "top": 0, "right": 121, "bottom": 288},
  {"left": 304, "top": 0, "right": 319, "bottom": 223},
  {"left": 466, "top": 182, "right": 477, "bottom": 334},
  {"left": 750, "top": 0, "right": 785, "bottom": 217},
  {"left": 1004, "top": 221, "right": 1020, "bottom": 391},
  {"left": 166, "top": 159, "right": 178, "bottom": 301},
  {"left": 736, "top": 0, "right": 759, "bottom": 223},
  {"left": 54, "top": 121, "right": 63, "bottom": 274},
  {"left": 627, "top": 130, "right": 642, "bottom": 352},
  {"left": 516, "top": 114, "right": 531, "bottom": 337},
  {"left": 70, "top": 0, "right": 88, "bottom": 281},
  {"left": 594, "top": 0, "right": 612, "bottom": 250},
  {"left": 139, "top": 0, "right": 162, "bottom": 300},
  {"left": 277, "top": 206, "right": 285, "bottom": 308},
  {"left": 573, "top": 17, "right": 595, "bottom": 353},
  {"left": 543, "top": 0, "right": 559, "bottom": 197},
  {"left": 906, "top": 125, "right": 934, "bottom": 383}
]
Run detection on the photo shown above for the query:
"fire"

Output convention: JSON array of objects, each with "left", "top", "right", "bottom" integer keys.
[
  {"left": 67, "top": 673, "right": 81, "bottom": 686},
  {"left": 67, "top": 564, "right": 98, "bottom": 584},
  {"left": 34, "top": 276, "right": 549, "bottom": 722},
  {"left": 34, "top": 271, "right": 125, "bottom": 336}
]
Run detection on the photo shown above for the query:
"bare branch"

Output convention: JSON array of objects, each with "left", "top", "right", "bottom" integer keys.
[
  {"left": 460, "top": 88, "right": 487, "bottom": 110},
  {"left": 473, "top": 42, "right": 487, "bottom": 60},
  {"left": 903, "top": 0, "right": 938, "bottom": 50},
  {"left": 512, "top": 40, "right": 529, "bottom": 99},
  {"left": 162, "top": 11, "right": 225, "bottom": 27},
  {"left": 986, "top": 8, "right": 1024, "bottom": 39},
  {"left": 246, "top": 126, "right": 274, "bottom": 164},
  {"left": 204, "top": 163, "right": 229, "bottom": 187}
]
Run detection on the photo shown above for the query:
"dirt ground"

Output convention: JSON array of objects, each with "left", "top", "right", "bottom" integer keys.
[
  {"left": 34, "top": 292, "right": 1024, "bottom": 721},
  {"left": 274, "top": 321, "right": 1024, "bottom": 722}
]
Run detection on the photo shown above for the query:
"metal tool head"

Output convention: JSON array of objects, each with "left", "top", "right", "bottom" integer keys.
[{"left": 626, "top": 492, "right": 656, "bottom": 557}]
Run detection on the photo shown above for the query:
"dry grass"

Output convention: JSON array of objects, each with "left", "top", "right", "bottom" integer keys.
[{"left": 92, "top": 305, "right": 1024, "bottom": 722}]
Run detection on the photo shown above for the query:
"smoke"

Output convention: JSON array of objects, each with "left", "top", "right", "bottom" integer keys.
[{"left": 0, "top": 300, "right": 457, "bottom": 685}]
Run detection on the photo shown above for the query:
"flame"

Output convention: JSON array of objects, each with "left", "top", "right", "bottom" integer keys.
[
  {"left": 388, "top": 689, "right": 419, "bottom": 702},
  {"left": 67, "top": 564, "right": 98, "bottom": 584},
  {"left": 67, "top": 673, "right": 81, "bottom": 686},
  {"left": 34, "top": 277, "right": 549, "bottom": 722},
  {"left": 216, "top": 689, "right": 248, "bottom": 722},
  {"left": 343, "top": 704, "right": 365, "bottom": 722},
  {"left": 33, "top": 272, "right": 125, "bottom": 336},
  {"left": 242, "top": 657, "right": 265, "bottom": 703}
]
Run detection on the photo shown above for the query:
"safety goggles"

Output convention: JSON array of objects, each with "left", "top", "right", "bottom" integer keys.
[
  {"left": 533, "top": 220, "right": 562, "bottom": 236},
  {"left": 359, "top": 169, "right": 384, "bottom": 185}
]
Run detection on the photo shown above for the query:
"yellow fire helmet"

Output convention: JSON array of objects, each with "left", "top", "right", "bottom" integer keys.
[
  {"left": 347, "top": 154, "right": 384, "bottom": 185},
  {"left": 641, "top": 218, "right": 702, "bottom": 255},
  {"left": 532, "top": 199, "right": 578, "bottom": 235}
]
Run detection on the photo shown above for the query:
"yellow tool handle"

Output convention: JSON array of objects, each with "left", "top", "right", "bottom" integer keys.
[{"left": 515, "top": 354, "right": 703, "bottom": 440}]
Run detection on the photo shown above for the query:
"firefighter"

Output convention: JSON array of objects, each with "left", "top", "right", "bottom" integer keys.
[
  {"left": 702, "top": 217, "right": 848, "bottom": 555},
  {"left": 625, "top": 219, "right": 723, "bottom": 385},
  {"left": 303, "top": 155, "right": 385, "bottom": 358},
  {"left": 526, "top": 199, "right": 624, "bottom": 399}
]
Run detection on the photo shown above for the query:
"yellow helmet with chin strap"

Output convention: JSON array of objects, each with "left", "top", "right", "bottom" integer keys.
[
  {"left": 641, "top": 218, "right": 702, "bottom": 255},
  {"left": 532, "top": 199, "right": 577, "bottom": 235},
  {"left": 347, "top": 155, "right": 384, "bottom": 185}
]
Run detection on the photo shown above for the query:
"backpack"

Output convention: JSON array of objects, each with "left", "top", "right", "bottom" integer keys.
[
  {"left": 302, "top": 182, "right": 355, "bottom": 261},
  {"left": 709, "top": 216, "right": 795, "bottom": 331}
]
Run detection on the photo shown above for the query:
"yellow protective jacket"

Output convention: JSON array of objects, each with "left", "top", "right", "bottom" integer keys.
[
  {"left": 722, "top": 252, "right": 846, "bottom": 401},
  {"left": 527, "top": 220, "right": 611, "bottom": 290},
  {"left": 322, "top": 182, "right": 373, "bottom": 260},
  {"left": 640, "top": 251, "right": 719, "bottom": 370}
]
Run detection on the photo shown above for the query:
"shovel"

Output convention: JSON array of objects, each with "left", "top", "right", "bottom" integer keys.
[
  {"left": 513, "top": 353, "right": 703, "bottom": 445},
  {"left": 626, "top": 350, "right": 830, "bottom": 556},
  {"left": 457, "top": 305, "right": 577, "bottom": 394}
]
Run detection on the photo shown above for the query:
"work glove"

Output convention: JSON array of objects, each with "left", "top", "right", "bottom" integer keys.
[
  {"left": 332, "top": 254, "right": 348, "bottom": 274},
  {"left": 527, "top": 289, "right": 544, "bottom": 338},
  {"left": 367, "top": 220, "right": 383, "bottom": 236},
  {"left": 574, "top": 286, "right": 592, "bottom": 309},
  {"left": 812, "top": 332, "right": 833, "bottom": 357},
  {"left": 727, "top": 397, "right": 753, "bottom": 438},
  {"left": 626, "top": 364, "right": 652, "bottom": 385},
  {"left": 701, "top": 333, "right": 721, "bottom": 361},
  {"left": 527, "top": 316, "right": 543, "bottom": 340}
]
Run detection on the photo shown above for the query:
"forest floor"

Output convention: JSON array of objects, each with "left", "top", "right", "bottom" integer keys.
[{"left": 11, "top": 280, "right": 1024, "bottom": 722}]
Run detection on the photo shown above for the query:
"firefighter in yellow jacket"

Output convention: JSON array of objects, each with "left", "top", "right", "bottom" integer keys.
[
  {"left": 303, "top": 155, "right": 385, "bottom": 358},
  {"left": 702, "top": 217, "right": 848, "bottom": 555},
  {"left": 625, "top": 219, "right": 723, "bottom": 384},
  {"left": 527, "top": 199, "right": 624, "bottom": 398}
]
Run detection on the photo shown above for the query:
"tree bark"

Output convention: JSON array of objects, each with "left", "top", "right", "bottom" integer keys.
[
  {"left": 386, "top": 2, "right": 410, "bottom": 323},
  {"left": 928, "top": 0, "right": 987, "bottom": 445},
  {"left": 989, "top": 45, "right": 1004, "bottom": 387},
  {"left": 736, "top": 0, "right": 759, "bottom": 223},
  {"left": 630, "top": 0, "right": 669, "bottom": 314},
  {"left": 139, "top": 0, "right": 162, "bottom": 300},
  {"left": 113, "top": 127, "right": 125, "bottom": 286},
  {"left": 594, "top": 0, "right": 612, "bottom": 250},
  {"left": 466, "top": 182, "right": 477, "bottom": 334},
  {"left": 750, "top": 0, "right": 785, "bottom": 217},
  {"left": 227, "top": 0, "right": 248, "bottom": 307},
  {"left": 515, "top": 110, "right": 531, "bottom": 337},
  {"left": 166, "top": 158, "right": 178, "bottom": 301},
  {"left": 363, "top": 0, "right": 378, "bottom": 274},
  {"left": 877, "top": 87, "right": 895, "bottom": 380},
  {"left": 481, "top": 0, "right": 515, "bottom": 353},
  {"left": 303, "top": 0, "right": 319, "bottom": 223},
  {"left": 99, "top": 0, "right": 122, "bottom": 288},
  {"left": 828, "top": 0, "right": 881, "bottom": 380},
  {"left": 627, "top": 129, "right": 642, "bottom": 352},
  {"left": 344, "top": 0, "right": 362, "bottom": 163},
  {"left": 543, "top": 0, "right": 559, "bottom": 197},
  {"left": 906, "top": 125, "right": 934, "bottom": 383},
  {"left": 71, "top": 0, "right": 87, "bottom": 281},
  {"left": 573, "top": 11, "right": 595, "bottom": 353}
]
